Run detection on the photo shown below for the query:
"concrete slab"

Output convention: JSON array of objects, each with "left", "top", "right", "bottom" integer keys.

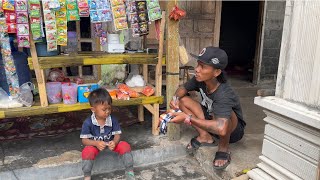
[
  {"left": 0, "top": 122, "right": 189, "bottom": 179},
  {"left": 0, "top": 77, "right": 273, "bottom": 180},
  {"left": 78, "top": 157, "right": 210, "bottom": 180}
]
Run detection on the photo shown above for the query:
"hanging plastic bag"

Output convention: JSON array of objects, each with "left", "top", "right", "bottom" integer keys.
[{"left": 17, "top": 82, "right": 34, "bottom": 107}]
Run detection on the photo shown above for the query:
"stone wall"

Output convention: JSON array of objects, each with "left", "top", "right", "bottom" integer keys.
[
  {"left": 179, "top": 1, "right": 216, "bottom": 67},
  {"left": 260, "top": 1, "right": 286, "bottom": 82}
]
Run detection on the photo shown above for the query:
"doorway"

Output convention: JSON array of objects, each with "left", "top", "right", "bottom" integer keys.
[{"left": 219, "top": 1, "right": 262, "bottom": 82}]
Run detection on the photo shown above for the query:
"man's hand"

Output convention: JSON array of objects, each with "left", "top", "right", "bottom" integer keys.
[
  {"left": 169, "top": 111, "right": 188, "bottom": 124},
  {"left": 107, "top": 140, "right": 116, "bottom": 151},
  {"left": 169, "top": 96, "right": 180, "bottom": 110},
  {"left": 96, "top": 141, "right": 107, "bottom": 151}
]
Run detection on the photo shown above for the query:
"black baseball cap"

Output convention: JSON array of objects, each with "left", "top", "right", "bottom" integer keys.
[{"left": 190, "top": 46, "right": 228, "bottom": 70}]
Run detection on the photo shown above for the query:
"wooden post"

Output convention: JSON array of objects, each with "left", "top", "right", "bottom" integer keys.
[
  {"left": 76, "top": 20, "right": 83, "bottom": 77},
  {"left": 166, "top": 1, "right": 180, "bottom": 140},
  {"left": 152, "top": 11, "right": 166, "bottom": 135},
  {"left": 213, "top": 1, "right": 222, "bottom": 47},
  {"left": 138, "top": 64, "right": 148, "bottom": 124},
  {"left": 29, "top": 38, "right": 48, "bottom": 107},
  {"left": 143, "top": 64, "right": 148, "bottom": 84}
]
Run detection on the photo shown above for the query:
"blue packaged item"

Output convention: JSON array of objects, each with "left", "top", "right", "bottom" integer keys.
[{"left": 77, "top": 84, "right": 99, "bottom": 103}]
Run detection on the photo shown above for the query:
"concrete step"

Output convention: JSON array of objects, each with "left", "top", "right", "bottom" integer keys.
[
  {"left": 68, "top": 157, "right": 210, "bottom": 180},
  {"left": 0, "top": 143, "right": 187, "bottom": 180}
]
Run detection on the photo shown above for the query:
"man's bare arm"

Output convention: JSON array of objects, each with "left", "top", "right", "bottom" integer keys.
[
  {"left": 190, "top": 116, "right": 229, "bottom": 136},
  {"left": 174, "top": 86, "right": 188, "bottom": 99}
]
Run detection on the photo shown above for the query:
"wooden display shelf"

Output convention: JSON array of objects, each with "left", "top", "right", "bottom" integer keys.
[
  {"left": 27, "top": 52, "right": 165, "bottom": 69},
  {"left": 0, "top": 96, "right": 164, "bottom": 119}
]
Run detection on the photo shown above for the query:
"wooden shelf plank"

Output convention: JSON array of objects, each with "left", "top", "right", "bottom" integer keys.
[
  {"left": 28, "top": 53, "right": 166, "bottom": 69},
  {"left": 0, "top": 96, "right": 164, "bottom": 119},
  {"left": 1, "top": 106, "right": 58, "bottom": 119},
  {"left": 0, "top": 111, "right": 4, "bottom": 119}
]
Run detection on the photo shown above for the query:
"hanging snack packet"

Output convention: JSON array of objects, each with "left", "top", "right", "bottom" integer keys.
[
  {"left": 148, "top": 7, "right": 161, "bottom": 21},
  {"left": 3, "top": 0, "right": 15, "bottom": 11},
  {"left": 67, "top": 0, "right": 79, "bottom": 21},
  {"left": 110, "top": 0, "right": 128, "bottom": 31},
  {"left": 78, "top": 0, "right": 89, "bottom": 17},
  {"left": 16, "top": 12, "right": 28, "bottom": 24},
  {"left": 89, "top": 0, "right": 111, "bottom": 23},
  {"left": 146, "top": 0, "right": 161, "bottom": 21},
  {"left": 15, "top": 0, "right": 28, "bottom": 11},
  {"left": 131, "top": 23, "right": 140, "bottom": 37},
  {"left": 56, "top": 0, "right": 67, "bottom": 46},
  {"left": 0, "top": 0, "right": 3, "bottom": 14},
  {"left": 49, "top": 0, "right": 61, "bottom": 11},
  {"left": 114, "top": 17, "right": 128, "bottom": 31},
  {"left": 18, "top": 36, "right": 30, "bottom": 47},
  {"left": 42, "top": 0, "right": 58, "bottom": 51},
  {"left": 139, "top": 22, "right": 148, "bottom": 36},
  {"left": 112, "top": 5, "right": 126, "bottom": 19},
  {"left": 89, "top": 0, "right": 97, "bottom": 10},
  {"left": 5, "top": 11, "right": 15, "bottom": 23},
  {"left": 98, "top": 9, "right": 112, "bottom": 22},
  {"left": 110, "top": 0, "right": 124, "bottom": 6},
  {"left": 28, "top": 0, "right": 42, "bottom": 41},
  {"left": 89, "top": 10, "right": 99, "bottom": 22},
  {"left": 17, "top": 24, "right": 29, "bottom": 35},
  {"left": 5, "top": 10, "right": 17, "bottom": 34},
  {"left": 146, "top": 0, "right": 159, "bottom": 9}
]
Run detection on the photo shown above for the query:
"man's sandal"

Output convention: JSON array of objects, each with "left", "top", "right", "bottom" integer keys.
[
  {"left": 213, "top": 151, "right": 231, "bottom": 170},
  {"left": 186, "top": 136, "right": 219, "bottom": 155}
]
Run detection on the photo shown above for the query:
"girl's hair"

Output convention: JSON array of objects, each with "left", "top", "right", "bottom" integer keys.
[
  {"left": 217, "top": 71, "right": 227, "bottom": 83},
  {"left": 88, "top": 88, "right": 112, "bottom": 106}
]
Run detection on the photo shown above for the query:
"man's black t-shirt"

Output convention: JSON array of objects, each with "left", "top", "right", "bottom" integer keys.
[{"left": 184, "top": 77, "right": 246, "bottom": 127}]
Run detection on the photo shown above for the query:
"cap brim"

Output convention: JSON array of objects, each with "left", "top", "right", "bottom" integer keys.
[{"left": 190, "top": 53, "right": 212, "bottom": 66}]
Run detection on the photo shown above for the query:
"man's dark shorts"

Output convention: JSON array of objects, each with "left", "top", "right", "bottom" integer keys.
[{"left": 201, "top": 106, "right": 244, "bottom": 143}]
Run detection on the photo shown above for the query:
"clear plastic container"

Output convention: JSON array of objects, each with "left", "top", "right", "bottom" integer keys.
[
  {"left": 62, "top": 83, "right": 78, "bottom": 104},
  {"left": 46, "top": 82, "right": 62, "bottom": 104}
]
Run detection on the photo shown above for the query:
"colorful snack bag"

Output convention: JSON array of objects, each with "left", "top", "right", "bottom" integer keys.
[
  {"left": 78, "top": 0, "right": 89, "bottom": 17},
  {"left": 114, "top": 17, "right": 128, "bottom": 31},
  {"left": 110, "top": 0, "right": 128, "bottom": 31},
  {"left": 3, "top": 0, "right": 15, "bottom": 11},
  {"left": 56, "top": 0, "right": 67, "bottom": 45},
  {"left": 43, "top": 0, "right": 58, "bottom": 51},
  {"left": 28, "top": 0, "right": 42, "bottom": 41},
  {"left": 112, "top": 5, "right": 126, "bottom": 19},
  {"left": 66, "top": 0, "right": 79, "bottom": 21},
  {"left": 110, "top": 0, "right": 124, "bottom": 6},
  {"left": 15, "top": 0, "right": 30, "bottom": 46},
  {"left": 89, "top": 0, "right": 111, "bottom": 23}
]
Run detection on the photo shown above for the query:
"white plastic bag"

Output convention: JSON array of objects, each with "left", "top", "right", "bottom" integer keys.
[
  {"left": 17, "top": 82, "right": 34, "bottom": 107},
  {"left": 0, "top": 88, "right": 23, "bottom": 108},
  {"left": 125, "top": 75, "right": 145, "bottom": 87}
]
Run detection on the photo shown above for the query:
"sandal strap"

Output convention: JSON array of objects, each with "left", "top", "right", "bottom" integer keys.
[
  {"left": 214, "top": 151, "right": 231, "bottom": 161},
  {"left": 190, "top": 137, "right": 201, "bottom": 149}
]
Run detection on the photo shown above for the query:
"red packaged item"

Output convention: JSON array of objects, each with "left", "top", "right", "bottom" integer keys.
[
  {"left": 141, "top": 86, "right": 155, "bottom": 97},
  {"left": 5, "top": 11, "right": 16, "bottom": 23},
  {"left": 128, "top": 89, "right": 139, "bottom": 98},
  {"left": 7, "top": 23, "right": 16, "bottom": 33},
  {"left": 108, "top": 90, "right": 117, "bottom": 100},
  {"left": 117, "top": 83, "right": 130, "bottom": 94},
  {"left": 73, "top": 77, "right": 84, "bottom": 84},
  {"left": 116, "top": 90, "right": 130, "bottom": 100}
]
